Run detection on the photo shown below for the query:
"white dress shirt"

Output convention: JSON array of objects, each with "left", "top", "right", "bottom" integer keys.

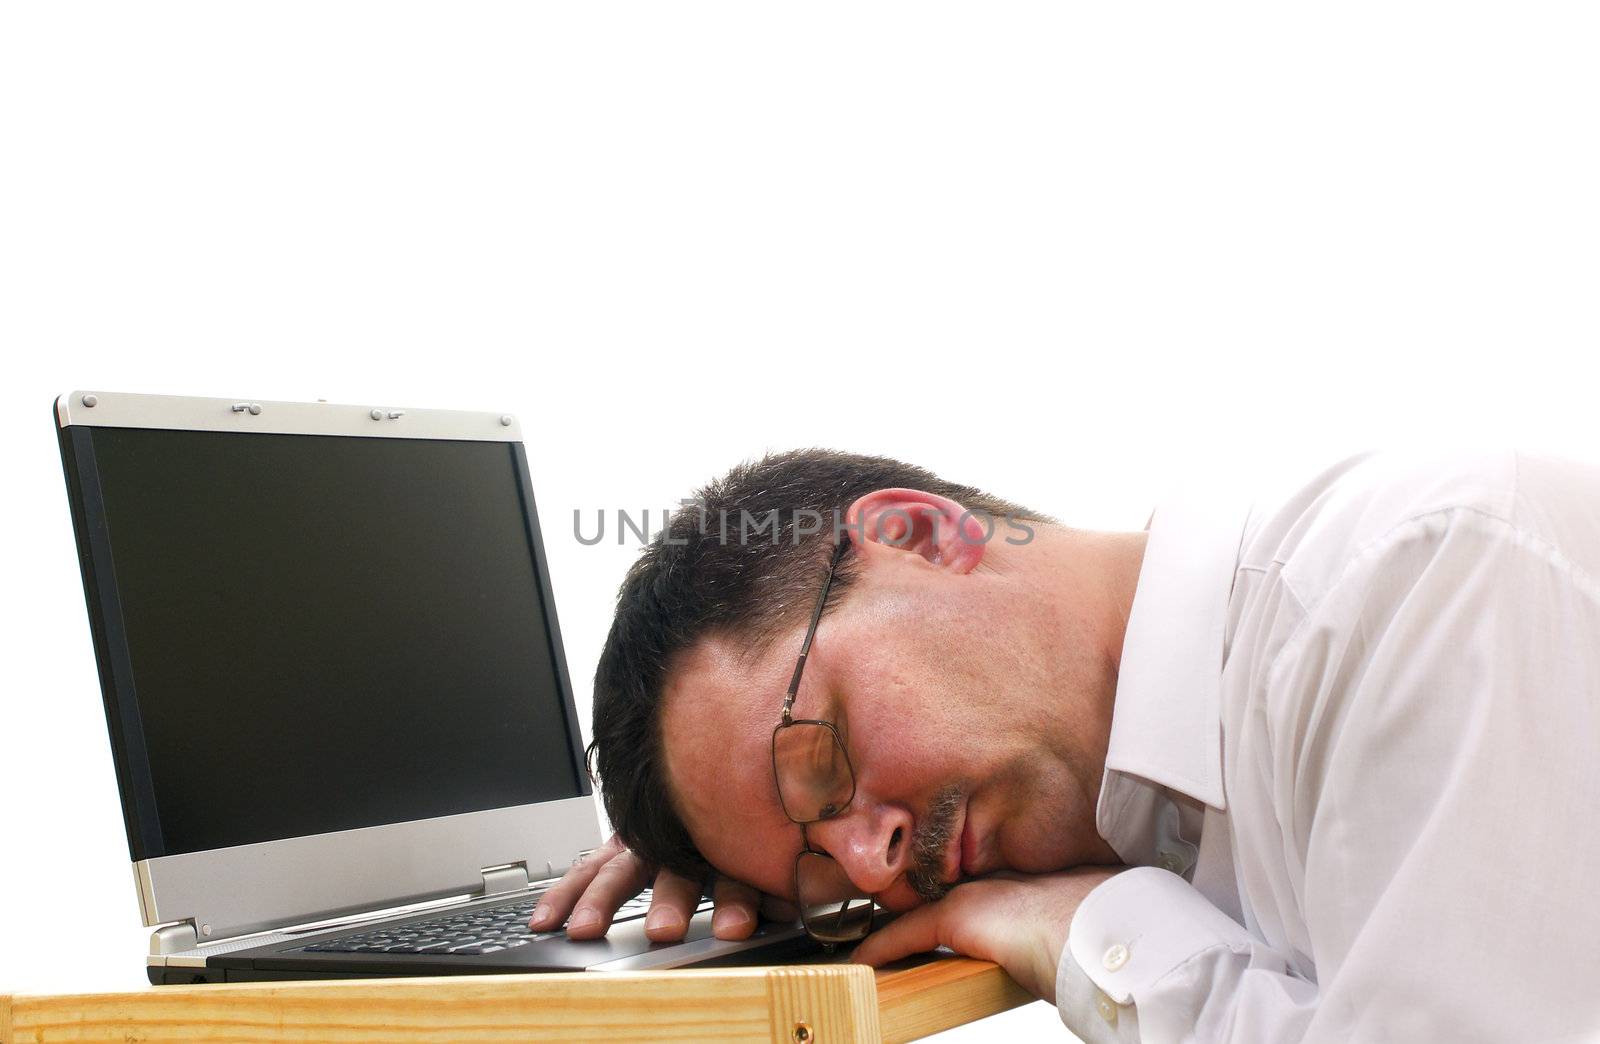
[{"left": 1056, "top": 449, "right": 1600, "bottom": 1043}]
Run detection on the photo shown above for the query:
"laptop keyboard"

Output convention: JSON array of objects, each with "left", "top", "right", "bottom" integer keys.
[{"left": 298, "top": 889, "right": 711, "bottom": 956}]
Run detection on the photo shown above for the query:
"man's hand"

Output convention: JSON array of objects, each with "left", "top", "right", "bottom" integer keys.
[
  {"left": 852, "top": 866, "right": 1124, "bottom": 1002},
  {"left": 528, "top": 833, "right": 797, "bottom": 942}
]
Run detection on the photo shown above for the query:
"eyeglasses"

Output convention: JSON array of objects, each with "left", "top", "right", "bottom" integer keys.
[{"left": 771, "top": 539, "right": 875, "bottom": 945}]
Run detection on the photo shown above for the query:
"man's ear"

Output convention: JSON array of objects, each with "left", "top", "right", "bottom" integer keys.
[{"left": 843, "top": 488, "right": 989, "bottom": 574}]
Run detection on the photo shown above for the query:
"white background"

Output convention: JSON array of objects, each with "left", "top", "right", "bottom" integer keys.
[{"left": 2, "top": 4, "right": 1596, "bottom": 1039}]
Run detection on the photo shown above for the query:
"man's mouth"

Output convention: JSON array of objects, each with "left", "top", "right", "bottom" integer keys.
[
  {"left": 946, "top": 802, "right": 969, "bottom": 884},
  {"left": 959, "top": 811, "right": 978, "bottom": 878}
]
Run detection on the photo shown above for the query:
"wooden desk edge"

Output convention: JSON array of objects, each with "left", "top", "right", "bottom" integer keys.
[
  {"left": 876, "top": 958, "right": 1033, "bottom": 1043},
  {"left": 2, "top": 958, "right": 1027, "bottom": 1043}
]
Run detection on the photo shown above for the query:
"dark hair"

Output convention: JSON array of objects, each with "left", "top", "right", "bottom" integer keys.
[{"left": 586, "top": 448, "right": 1047, "bottom": 878}]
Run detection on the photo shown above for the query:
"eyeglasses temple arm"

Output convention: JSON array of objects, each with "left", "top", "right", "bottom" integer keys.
[{"left": 782, "top": 540, "right": 850, "bottom": 720}]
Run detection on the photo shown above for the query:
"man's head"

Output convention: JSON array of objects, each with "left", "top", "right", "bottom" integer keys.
[{"left": 589, "top": 449, "right": 1130, "bottom": 912}]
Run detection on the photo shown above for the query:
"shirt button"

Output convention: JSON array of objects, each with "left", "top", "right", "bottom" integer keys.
[
  {"left": 1158, "top": 851, "right": 1184, "bottom": 874},
  {"left": 1102, "top": 943, "right": 1130, "bottom": 972},
  {"left": 1096, "top": 992, "right": 1119, "bottom": 1026}
]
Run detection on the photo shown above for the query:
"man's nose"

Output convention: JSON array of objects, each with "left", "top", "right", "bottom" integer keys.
[{"left": 806, "top": 799, "right": 915, "bottom": 897}]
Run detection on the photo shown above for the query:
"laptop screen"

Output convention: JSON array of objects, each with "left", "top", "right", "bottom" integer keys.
[{"left": 70, "top": 425, "right": 585, "bottom": 859}]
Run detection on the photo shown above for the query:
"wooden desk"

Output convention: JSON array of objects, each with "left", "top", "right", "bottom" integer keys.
[{"left": 1, "top": 957, "right": 1030, "bottom": 1042}]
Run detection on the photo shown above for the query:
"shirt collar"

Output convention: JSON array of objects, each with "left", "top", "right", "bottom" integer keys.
[{"left": 1096, "top": 496, "right": 1250, "bottom": 859}]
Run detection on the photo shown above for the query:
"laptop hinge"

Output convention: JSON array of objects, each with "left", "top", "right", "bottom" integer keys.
[
  {"left": 150, "top": 920, "right": 199, "bottom": 956},
  {"left": 480, "top": 860, "right": 531, "bottom": 897}
]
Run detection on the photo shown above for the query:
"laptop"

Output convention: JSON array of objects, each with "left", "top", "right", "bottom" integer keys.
[{"left": 54, "top": 390, "right": 825, "bottom": 984}]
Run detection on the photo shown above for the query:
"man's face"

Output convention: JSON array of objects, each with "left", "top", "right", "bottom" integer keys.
[{"left": 658, "top": 514, "right": 1112, "bottom": 913}]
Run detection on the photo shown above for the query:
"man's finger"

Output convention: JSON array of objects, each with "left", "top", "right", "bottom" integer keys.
[
  {"left": 529, "top": 833, "right": 628, "bottom": 930},
  {"left": 851, "top": 902, "right": 949, "bottom": 967},
  {"left": 644, "top": 868, "right": 703, "bottom": 942},
  {"left": 564, "top": 847, "right": 654, "bottom": 939},
  {"left": 710, "top": 877, "right": 762, "bottom": 940}
]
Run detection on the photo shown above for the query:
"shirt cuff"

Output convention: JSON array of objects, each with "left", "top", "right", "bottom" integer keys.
[
  {"left": 1057, "top": 931, "right": 1143, "bottom": 1044},
  {"left": 1068, "top": 866, "right": 1257, "bottom": 1007}
]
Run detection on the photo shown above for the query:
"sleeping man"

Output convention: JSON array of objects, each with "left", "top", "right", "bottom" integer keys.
[{"left": 529, "top": 448, "right": 1600, "bottom": 1042}]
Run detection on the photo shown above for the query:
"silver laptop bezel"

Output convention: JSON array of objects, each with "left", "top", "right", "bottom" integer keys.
[
  {"left": 136, "top": 799, "right": 601, "bottom": 942},
  {"left": 57, "top": 390, "right": 604, "bottom": 942}
]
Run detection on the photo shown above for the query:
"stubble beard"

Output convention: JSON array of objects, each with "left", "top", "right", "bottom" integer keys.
[{"left": 904, "top": 783, "right": 963, "bottom": 902}]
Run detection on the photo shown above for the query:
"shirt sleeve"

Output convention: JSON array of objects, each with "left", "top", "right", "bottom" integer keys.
[
  {"left": 1055, "top": 916, "right": 1143, "bottom": 1044},
  {"left": 1062, "top": 869, "right": 1316, "bottom": 1041},
  {"left": 1062, "top": 507, "right": 1600, "bottom": 1042}
]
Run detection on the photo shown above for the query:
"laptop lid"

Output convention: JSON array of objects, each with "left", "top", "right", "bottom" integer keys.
[{"left": 55, "top": 391, "right": 603, "bottom": 943}]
